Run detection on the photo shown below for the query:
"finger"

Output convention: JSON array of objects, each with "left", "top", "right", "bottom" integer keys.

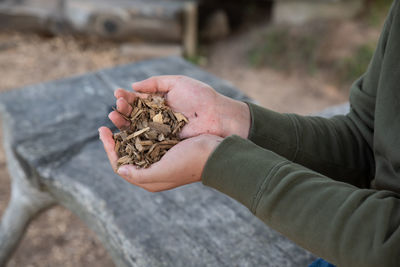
[
  {"left": 142, "top": 182, "right": 180, "bottom": 192},
  {"left": 117, "top": 147, "right": 194, "bottom": 186},
  {"left": 132, "top": 75, "right": 183, "bottom": 93},
  {"left": 114, "top": 88, "right": 148, "bottom": 103},
  {"left": 116, "top": 97, "right": 132, "bottom": 116},
  {"left": 108, "top": 111, "right": 130, "bottom": 129},
  {"left": 117, "top": 164, "right": 167, "bottom": 184},
  {"left": 99, "top": 127, "right": 118, "bottom": 171},
  {"left": 116, "top": 168, "right": 178, "bottom": 192}
]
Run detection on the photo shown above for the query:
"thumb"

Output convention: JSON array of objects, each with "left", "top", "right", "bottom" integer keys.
[{"left": 132, "top": 75, "right": 182, "bottom": 93}]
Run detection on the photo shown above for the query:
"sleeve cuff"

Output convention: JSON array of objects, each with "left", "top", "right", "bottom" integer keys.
[
  {"left": 202, "top": 135, "right": 289, "bottom": 213},
  {"left": 245, "top": 102, "right": 299, "bottom": 161}
]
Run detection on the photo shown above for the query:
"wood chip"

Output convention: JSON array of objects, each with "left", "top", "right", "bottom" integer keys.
[
  {"left": 152, "top": 112, "right": 163, "bottom": 123},
  {"left": 113, "top": 95, "right": 188, "bottom": 168},
  {"left": 157, "top": 133, "right": 165, "bottom": 141},
  {"left": 117, "top": 155, "right": 132, "bottom": 165},
  {"left": 126, "top": 127, "right": 150, "bottom": 140},
  {"left": 174, "top": 112, "right": 188, "bottom": 123},
  {"left": 148, "top": 122, "right": 171, "bottom": 135},
  {"left": 139, "top": 140, "right": 154, "bottom": 146},
  {"left": 114, "top": 140, "right": 121, "bottom": 153},
  {"left": 131, "top": 109, "right": 143, "bottom": 121}
]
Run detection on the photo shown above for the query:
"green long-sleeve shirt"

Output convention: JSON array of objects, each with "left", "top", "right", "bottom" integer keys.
[{"left": 202, "top": 2, "right": 400, "bottom": 266}]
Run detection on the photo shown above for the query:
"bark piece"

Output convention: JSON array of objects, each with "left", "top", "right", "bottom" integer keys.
[
  {"left": 126, "top": 127, "right": 150, "bottom": 140},
  {"left": 148, "top": 122, "right": 171, "bottom": 135},
  {"left": 113, "top": 95, "right": 188, "bottom": 168},
  {"left": 173, "top": 112, "right": 188, "bottom": 123},
  {"left": 152, "top": 112, "right": 163, "bottom": 123}
]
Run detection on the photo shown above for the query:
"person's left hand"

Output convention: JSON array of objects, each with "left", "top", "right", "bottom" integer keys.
[
  {"left": 99, "top": 126, "right": 223, "bottom": 192},
  {"left": 108, "top": 76, "right": 251, "bottom": 139}
]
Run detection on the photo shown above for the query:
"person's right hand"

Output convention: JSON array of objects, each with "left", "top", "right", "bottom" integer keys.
[{"left": 109, "top": 75, "right": 251, "bottom": 139}]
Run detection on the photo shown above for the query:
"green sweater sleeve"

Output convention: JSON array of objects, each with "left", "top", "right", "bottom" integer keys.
[
  {"left": 202, "top": 136, "right": 400, "bottom": 267},
  {"left": 246, "top": 103, "right": 375, "bottom": 187},
  {"left": 202, "top": 2, "right": 400, "bottom": 267},
  {"left": 243, "top": 0, "right": 396, "bottom": 188}
]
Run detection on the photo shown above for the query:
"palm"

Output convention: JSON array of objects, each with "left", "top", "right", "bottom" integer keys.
[
  {"left": 109, "top": 75, "right": 250, "bottom": 140},
  {"left": 161, "top": 77, "right": 221, "bottom": 138}
]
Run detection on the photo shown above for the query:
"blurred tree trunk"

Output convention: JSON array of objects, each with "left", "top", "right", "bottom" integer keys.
[{"left": 357, "top": 0, "right": 375, "bottom": 17}]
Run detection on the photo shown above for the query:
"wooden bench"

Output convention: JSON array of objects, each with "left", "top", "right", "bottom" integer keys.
[
  {"left": 0, "top": 57, "right": 326, "bottom": 266},
  {"left": 0, "top": 0, "right": 198, "bottom": 57}
]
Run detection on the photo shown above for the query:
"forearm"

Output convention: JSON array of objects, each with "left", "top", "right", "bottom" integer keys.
[
  {"left": 246, "top": 103, "right": 374, "bottom": 187},
  {"left": 203, "top": 136, "right": 400, "bottom": 267},
  {"left": 235, "top": 1, "right": 400, "bottom": 186}
]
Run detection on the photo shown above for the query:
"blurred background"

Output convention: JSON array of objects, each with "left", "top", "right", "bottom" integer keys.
[{"left": 0, "top": 0, "right": 393, "bottom": 266}]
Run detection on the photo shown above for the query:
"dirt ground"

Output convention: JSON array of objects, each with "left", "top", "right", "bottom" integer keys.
[{"left": 0, "top": 17, "right": 378, "bottom": 266}]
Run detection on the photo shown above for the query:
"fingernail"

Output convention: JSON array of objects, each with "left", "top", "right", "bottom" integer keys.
[
  {"left": 118, "top": 166, "right": 129, "bottom": 177},
  {"left": 98, "top": 128, "right": 102, "bottom": 139}
]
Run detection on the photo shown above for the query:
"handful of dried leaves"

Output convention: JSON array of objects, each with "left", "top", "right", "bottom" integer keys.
[{"left": 113, "top": 95, "right": 188, "bottom": 168}]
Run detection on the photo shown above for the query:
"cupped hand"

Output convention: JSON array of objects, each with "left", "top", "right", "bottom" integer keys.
[
  {"left": 99, "top": 126, "right": 223, "bottom": 192},
  {"left": 109, "top": 75, "right": 251, "bottom": 139}
]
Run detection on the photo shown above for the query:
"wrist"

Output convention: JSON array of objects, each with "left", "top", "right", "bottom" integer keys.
[
  {"left": 198, "top": 134, "right": 224, "bottom": 181},
  {"left": 217, "top": 96, "right": 251, "bottom": 138}
]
